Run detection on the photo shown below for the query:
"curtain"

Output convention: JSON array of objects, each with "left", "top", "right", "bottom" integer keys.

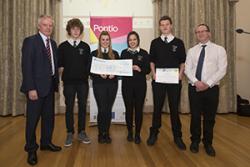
[
  {"left": 152, "top": 0, "right": 238, "bottom": 113},
  {"left": 0, "top": 0, "right": 61, "bottom": 116}
]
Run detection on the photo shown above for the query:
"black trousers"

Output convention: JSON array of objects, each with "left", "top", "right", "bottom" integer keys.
[
  {"left": 151, "top": 81, "right": 182, "bottom": 138},
  {"left": 188, "top": 85, "right": 219, "bottom": 145},
  {"left": 93, "top": 83, "right": 118, "bottom": 135},
  {"left": 122, "top": 81, "right": 146, "bottom": 134},
  {"left": 63, "top": 83, "right": 89, "bottom": 134},
  {"left": 25, "top": 86, "right": 55, "bottom": 152}
]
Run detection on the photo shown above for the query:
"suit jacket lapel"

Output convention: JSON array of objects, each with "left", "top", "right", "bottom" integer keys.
[
  {"left": 37, "top": 33, "right": 58, "bottom": 68},
  {"left": 51, "top": 40, "right": 57, "bottom": 68},
  {"left": 36, "top": 33, "right": 47, "bottom": 56}
]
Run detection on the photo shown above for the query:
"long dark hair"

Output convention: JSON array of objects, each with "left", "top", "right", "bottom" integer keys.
[{"left": 127, "top": 31, "right": 140, "bottom": 48}]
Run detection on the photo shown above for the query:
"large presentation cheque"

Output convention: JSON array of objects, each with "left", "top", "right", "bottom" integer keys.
[
  {"left": 155, "top": 68, "right": 179, "bottom": 84},
  {"left": 90, "top": 57, "right": 133, "bottom": 76}
]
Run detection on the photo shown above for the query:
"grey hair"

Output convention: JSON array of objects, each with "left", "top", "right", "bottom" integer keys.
[{"left": 37, "top": 15, "right": 54, "bottom": 26}]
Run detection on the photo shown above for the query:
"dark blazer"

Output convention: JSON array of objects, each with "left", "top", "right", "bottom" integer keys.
[{"left": 20, "top": 33, "right": 59, "bottom": 97}]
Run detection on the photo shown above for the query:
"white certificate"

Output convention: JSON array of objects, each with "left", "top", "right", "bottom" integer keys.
[
  {"left": 155, "top": 68, "right": 179, "bottom": 84},
  {"left": 90, "top": 57, "right": 133, "bottom": 76}
]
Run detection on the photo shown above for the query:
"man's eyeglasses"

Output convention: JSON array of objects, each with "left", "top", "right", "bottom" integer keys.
[{"left": 195, "top": 30, "right": 209, "bottom": 34}]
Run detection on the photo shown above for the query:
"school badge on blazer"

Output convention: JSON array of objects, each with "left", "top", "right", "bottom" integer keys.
[
  {"left": 137, "top": 55, "right": 143, "bottom": 61},
  {"left": 172, "top": 45, "right": 178, "bottom": 52},
  {"left": 79, "top": 48, "right": 84, "bottom": 55}
]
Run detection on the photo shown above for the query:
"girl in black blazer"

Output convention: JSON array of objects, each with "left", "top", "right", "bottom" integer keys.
[
  {"left": 121, "top": 31, "right": 150, "bottom": 144},
  {"left": 90, "top": 31, "right": 119, "bottom": 144}
]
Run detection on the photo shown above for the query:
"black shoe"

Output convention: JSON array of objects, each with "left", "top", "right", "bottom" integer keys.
[
  {"left": 98, "top": 134, "right": 106, "bottom": 144},
  {"left": 147, "top": 128, "right": 158, "bottom": 146},
  {"left": 204, "top": 145, "right": 216, "bottom": 157},
  {"left": 174, "top": 138, "right": 186, "bottom": 150},
  {"left": 134, "top": 134, "right": 141, "bottom": 144},
  {"left": 127, "top": 132, "right": 133, "bottom": 142},
  {"left": 190, "top": 142, "right": 199, "bottom": 153},
  {"left": 40, "top": 143, "right": 62, "bottom": 152},
  {"left": 27, "top": 151, "right": 37, "bottom": 166},
  {"left": 105, "top": 134, "right": 112, "bottom": 144}
]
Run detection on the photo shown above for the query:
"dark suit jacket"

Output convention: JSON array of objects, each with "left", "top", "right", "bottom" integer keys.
[{"left": 20, "top": 33, "right": 59, "bottom": 97}]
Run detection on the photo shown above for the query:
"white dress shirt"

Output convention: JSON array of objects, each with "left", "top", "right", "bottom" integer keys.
[
  {"left": 67, "top": 38, "right": 80, "bottom": 47},
  {"left": 185, "top": 40, "right": 227, "bottom": 87},
  {"left": 160, "top": 34, "right": 174, "bottom": 43},
  {"left": 101, "top": 47, "right": 109, "bottom": 53},
  {"left": 127, "top": 47, "right": 140, "bottom": 53},
  {"left": 39, "top": 32, "right": 55, "bottom": 76}
]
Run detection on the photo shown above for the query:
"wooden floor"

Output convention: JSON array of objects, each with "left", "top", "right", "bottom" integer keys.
[{"left": 0, "top": 113, "right": 250, "bottom": 167}]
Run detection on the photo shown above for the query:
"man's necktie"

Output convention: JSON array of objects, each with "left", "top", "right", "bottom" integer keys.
[
  {"left": 164, "top": 37, "right": 168, "bottom": 44},
  {"left": 46, "top": 38, "right": 53, "bottom": 75},
  {"left": 195, "top": 45, "right": 207, "bottom": 81},
  {"left": 73, "top": 41, "right": 77, "bottom": 47},
  {"left": 104, "top": 48, "right": 107, "bottom": 53}
]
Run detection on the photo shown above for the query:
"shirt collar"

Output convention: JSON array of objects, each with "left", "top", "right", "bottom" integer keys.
[
  {"left": 199, "top": 40, "right": 211, "bottom": 47},
  {"left": 161, "top": 34, "right": 174, "bottom": 43},
  {"left": 101, "top": 47, "right": 109, "bottom": 53},
  {"left": 39, "top": 31, "right": 50, "bottom": 44},
  {"left": 67, "top": 38, "right": 80, "bottom": 46},
  {"left": 128, "top": 47, "right": 140, "bottom": 53}
]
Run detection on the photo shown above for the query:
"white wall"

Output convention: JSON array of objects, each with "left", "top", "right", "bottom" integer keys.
[
  {"left": 61, "top": 0, "right": 154, "bottom": 51},
  {"left": 236, "top": 0, "right": 250, "bottom": 100},
  {"left": 63, "top": 0, "right": 153, "bottom": 17}
]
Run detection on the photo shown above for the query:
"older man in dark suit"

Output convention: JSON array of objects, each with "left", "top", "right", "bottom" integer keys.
[{"left": 21, "top": 15, "right": 61, "bottom": 166}]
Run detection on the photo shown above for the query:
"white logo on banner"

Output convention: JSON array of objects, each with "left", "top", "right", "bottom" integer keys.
[{"left": 93, "top": 24, "right": 119, "bottom": 32}]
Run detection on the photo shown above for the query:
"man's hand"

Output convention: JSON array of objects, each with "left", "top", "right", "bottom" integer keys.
[
  {"left": 194, "top": 81, "right": 209, "bottom": 92},
  {"left": 179, "top": 73, "right": 184, "bottom": 80},
  {"left": 28, "top": 90, "right": 38, "bottom": 100}
]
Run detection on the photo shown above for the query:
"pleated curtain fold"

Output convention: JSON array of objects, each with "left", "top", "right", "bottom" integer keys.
[{"left": 0, "top": 0, "right": 61, "bottom": 116}]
